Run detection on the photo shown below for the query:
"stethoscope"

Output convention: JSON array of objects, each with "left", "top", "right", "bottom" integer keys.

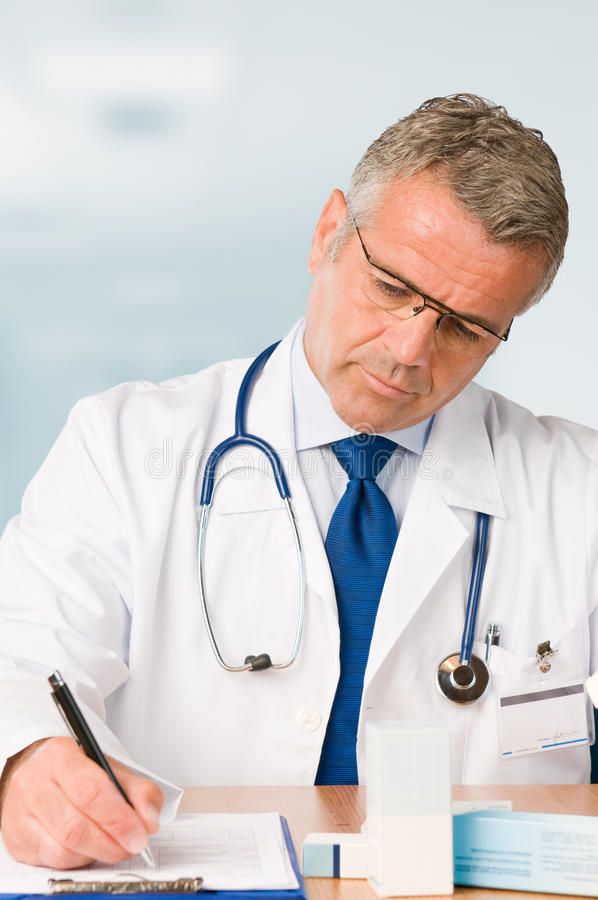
[
  {"left": 197, "top": 341, "right": 492, "bottom": 704},
  {"left": 435, "top": 511, "right": 491, "bottom": 704},
  {"left": 197, "top": 341, "right": 305, "bottom": 673}
]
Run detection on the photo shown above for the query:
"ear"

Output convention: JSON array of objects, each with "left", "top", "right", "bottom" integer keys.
[{"left": 308, "top": 189, "right": 348, "bottom": 275}]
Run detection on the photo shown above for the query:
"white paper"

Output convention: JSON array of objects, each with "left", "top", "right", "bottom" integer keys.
[
  {"left": 586, "top": 671, "right": 598, "bottom": 707},
  {"left": 0, "top": 813, "right": 299, "bottom": 892},
  {"left": 498, "top": 681, "right": 589, "bottom": 758},
  {"left": 452, "top": 800, "right": 512, "bottom": 814}
]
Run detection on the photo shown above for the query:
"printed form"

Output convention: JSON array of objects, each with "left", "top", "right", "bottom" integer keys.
[{"left": 0, "top": 813, "right": 299, "bottom": 892}]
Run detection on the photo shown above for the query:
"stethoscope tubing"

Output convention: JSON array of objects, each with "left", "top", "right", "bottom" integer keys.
[
  {"left": 198, "top": 498, "right": 305, "bottom": 671},
  {"left": 435, "top": 510, "right": 491, "bottom": 704},
  {"left": 459, "top": 511, "right": 490, "bottom": 665},
  {"left": 200, "top": 342, "right": 289, "bottom": 507},
  {"left": 197, "top": 341, "right": 306, "bottom": 672}
]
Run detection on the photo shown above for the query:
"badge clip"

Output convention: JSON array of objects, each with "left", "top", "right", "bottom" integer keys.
[{"left": 536, "top": 639, "right": 558, "bottom": 673}]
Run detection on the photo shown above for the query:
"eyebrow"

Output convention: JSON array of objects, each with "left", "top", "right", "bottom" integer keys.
[{"left": 369, "top": 257, "right": 502, "bottom": 335}]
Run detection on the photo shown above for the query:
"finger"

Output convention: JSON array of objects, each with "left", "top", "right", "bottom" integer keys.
[
  {"left": 2, "top": 807, "right": 93, "bottom": 869},
  {"left": 23, "top": 777, "right": 135, "bottom": 865},
  {"left": 49, "top": 751, "right": 150, "bottom": 858},
  {"left": 6, "top": 752, "right": 133, "bottom": 866},
  {"left": 110, "top": 760, "right": 164, "bottom": 835},
  {"left": 35, "top": 827, "right": 94, "bottom": 870},
  {"left": 1, "top": 737, "right": 161, "bottom": 867}
]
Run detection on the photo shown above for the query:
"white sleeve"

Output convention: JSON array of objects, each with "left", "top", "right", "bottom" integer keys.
[{"left": 0, "top": 396, "right": 181, "bottom": 817}]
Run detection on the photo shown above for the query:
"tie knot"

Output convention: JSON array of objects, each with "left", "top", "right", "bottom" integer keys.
[{"left": 330, "top": 434, "right": 397, "bottom": 481}]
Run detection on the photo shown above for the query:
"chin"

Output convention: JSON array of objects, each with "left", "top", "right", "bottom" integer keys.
[{"left": 331, "top": 393, "right": 415, "bottom": 434}]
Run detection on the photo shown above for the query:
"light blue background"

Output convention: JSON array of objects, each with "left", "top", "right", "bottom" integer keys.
[{"left": 2, "top": 0, "right": 597, "bottom": 529}]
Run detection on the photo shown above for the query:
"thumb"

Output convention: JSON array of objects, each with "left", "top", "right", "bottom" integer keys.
[{"left": 108, "top": 758, "right": 164, "bottom": 835}]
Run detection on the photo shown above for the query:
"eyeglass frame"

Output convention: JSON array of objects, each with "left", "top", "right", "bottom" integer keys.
[{"left": 348, "top": 210, "right": 513, "bottom": 345}]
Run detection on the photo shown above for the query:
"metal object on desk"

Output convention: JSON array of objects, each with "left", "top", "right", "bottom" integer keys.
[{"left": 48, "top": 876, "right": 204, "bottom": 894}]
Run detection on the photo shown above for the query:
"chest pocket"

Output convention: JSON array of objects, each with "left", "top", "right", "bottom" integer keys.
[
  {"left": 488, "top": 626, "right": 588, "bottom": 694},
  {"left": 209, "top": 458, "right": 285, "bottom": 514},
  {"left": 462, "top": 627, "right": 592, "bottom": 782}
]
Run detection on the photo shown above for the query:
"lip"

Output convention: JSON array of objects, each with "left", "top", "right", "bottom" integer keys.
[{"left": 359, "top": 365, "right": 414, "bottom": 399}]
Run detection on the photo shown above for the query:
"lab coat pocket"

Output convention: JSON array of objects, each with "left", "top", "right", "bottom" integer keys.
[
  {"left": 463, "top": 628, "right": 591, "bottom": 782},
  {"left": 209, "top": 460, "right": 285, "bottom": 514},
  {"left": 490, "top": 627, "right": 591, "bottom": 763},
  {"left": 489, "top": 626, "right": 587, "bottom": 691}
]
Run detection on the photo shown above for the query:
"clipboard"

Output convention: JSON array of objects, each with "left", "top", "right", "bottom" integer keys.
[{"left": 0, "top": 817, "right": 305, "bottom": 900}]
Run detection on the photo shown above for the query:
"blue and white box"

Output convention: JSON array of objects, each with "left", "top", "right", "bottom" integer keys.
[
  {"left": 454, "top": 809, "right": 598, "bottom": 896},
  {"left": 302, "top": 833, "right": 370, "bottom": 878}
]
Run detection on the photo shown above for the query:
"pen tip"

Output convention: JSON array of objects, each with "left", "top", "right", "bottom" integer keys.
[{"left": 141, "top": 846, "right": 156, "bottom": 868}]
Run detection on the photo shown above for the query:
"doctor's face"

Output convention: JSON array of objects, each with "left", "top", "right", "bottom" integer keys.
[{"left": 304, "top": 173, "right": 546, "bottom": 433}]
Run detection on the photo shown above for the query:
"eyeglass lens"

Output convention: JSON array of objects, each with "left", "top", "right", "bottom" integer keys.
[{"left": 361, "top": 269, "right": 499, "bottom": 358}]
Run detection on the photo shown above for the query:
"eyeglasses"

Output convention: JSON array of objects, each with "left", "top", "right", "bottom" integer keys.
[{"left": 350, "top": 212, "right": 513, "bottom": 359}]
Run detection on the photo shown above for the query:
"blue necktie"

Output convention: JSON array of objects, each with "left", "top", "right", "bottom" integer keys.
[{"left": 316, "top": 434, "right": 399, "bottom": 785}]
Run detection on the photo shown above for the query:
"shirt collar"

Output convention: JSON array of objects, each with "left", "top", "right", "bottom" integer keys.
[{"left": 290, "top": 321, "right": 433, "bottom": 454}]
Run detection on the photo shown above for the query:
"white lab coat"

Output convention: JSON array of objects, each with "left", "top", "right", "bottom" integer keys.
[{"left": 1, "top": 320, "right": 597, "bottom": 787}]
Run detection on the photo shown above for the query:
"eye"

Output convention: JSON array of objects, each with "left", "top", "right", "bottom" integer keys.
[
  {"left": 376, "top": 280, "right": 410, "bottom": 298},
  {"left": 374, "top": 277, "right": 416, "bottom": 302},
  {"left": 444, "top": 316, "right": 483, "bottom": 343}
]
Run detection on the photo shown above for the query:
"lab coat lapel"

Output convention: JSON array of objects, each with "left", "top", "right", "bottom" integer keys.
[
  {"left": 364, "top": 382, "right": 507, "bottom": 691},
  {"left": 241, "top": 323, "right": 336, "bottom": 612}
]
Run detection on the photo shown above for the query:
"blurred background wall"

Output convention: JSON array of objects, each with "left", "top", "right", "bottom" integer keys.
[{"left": 1, "top": 0, "right": 596, "bottom": 528}]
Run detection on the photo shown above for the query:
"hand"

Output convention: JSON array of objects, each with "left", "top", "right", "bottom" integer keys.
[{"left": 0, "top": 737, "right": 163, "bottom": 868}]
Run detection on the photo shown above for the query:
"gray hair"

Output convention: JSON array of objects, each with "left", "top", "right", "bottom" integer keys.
[{"left": 332, "top": 94, "right": 568, "bottom": 310}]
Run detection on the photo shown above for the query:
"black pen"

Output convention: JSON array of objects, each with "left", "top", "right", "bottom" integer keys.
[{"left": 48, "top": 670, "right": 155, "bottom": 867}]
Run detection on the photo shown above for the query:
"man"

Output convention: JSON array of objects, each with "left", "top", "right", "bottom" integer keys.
[{"left": 0, "top": 94, "right": 596, "bottom": 868}]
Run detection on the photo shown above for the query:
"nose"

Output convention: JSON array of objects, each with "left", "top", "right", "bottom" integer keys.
[{"left": 383, "top": 306, "right": 438, "bottom": 367}]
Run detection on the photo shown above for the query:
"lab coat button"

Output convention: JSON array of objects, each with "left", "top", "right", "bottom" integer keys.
[{"left": 297, "top": 708, "right": 321, "bottom": 731}]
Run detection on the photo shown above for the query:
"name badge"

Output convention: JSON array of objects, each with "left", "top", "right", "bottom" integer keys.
[{"left": 498, "top": 682, "right": 590, "bottom": 758}]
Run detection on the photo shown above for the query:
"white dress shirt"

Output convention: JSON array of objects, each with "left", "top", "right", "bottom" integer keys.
[{"left": 290, "top": 323, "right": 433, "bottom": 539}]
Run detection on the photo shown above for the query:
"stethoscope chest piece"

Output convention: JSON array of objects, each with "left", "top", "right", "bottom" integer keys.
[{"left": 436, "top": 652, "right": 490, "bottom": 704}]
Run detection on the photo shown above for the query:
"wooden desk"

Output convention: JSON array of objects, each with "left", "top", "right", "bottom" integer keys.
[{"left": 180, "top": 784, "right": 598, "bottom": 899}]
